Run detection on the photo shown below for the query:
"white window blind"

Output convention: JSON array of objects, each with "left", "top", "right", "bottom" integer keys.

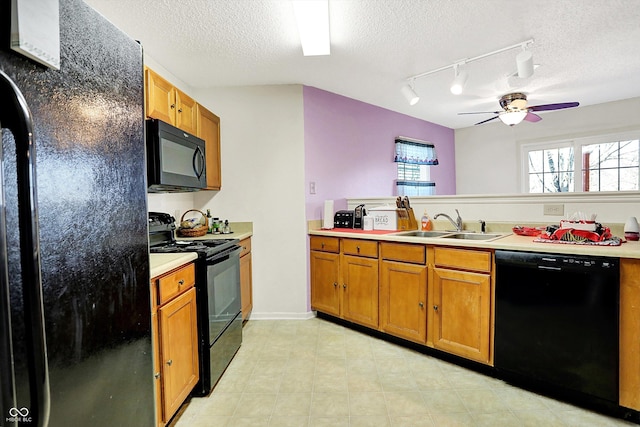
[{"left": 394, "top": 136, "right": 437, "bottom": 196}]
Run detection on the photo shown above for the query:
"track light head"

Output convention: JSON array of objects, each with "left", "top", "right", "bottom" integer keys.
[
  {"left": 516, "top": 50, "right": 534, "bottom": 78},
  {"left": 401, "top": 83, "right": 420, "bottom": 105},
  {"left": 450, "top": 65, "right": 467, "bottom": 95}
]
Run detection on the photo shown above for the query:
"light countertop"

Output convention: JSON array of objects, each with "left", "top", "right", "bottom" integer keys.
[{"left": 309, "top": 227, "right": 640, "bottom": 259}]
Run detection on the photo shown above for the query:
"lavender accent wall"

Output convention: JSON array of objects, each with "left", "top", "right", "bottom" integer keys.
[{"left": 304, "top": 86, "right": 456, "bottom": 220}]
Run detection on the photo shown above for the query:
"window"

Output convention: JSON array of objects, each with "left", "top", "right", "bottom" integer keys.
[
  {"left": 394, "top": 137, "right": 437, "bottom": 196},
  {"left": 522, "top": 132, "right": 639, "bottom": 193}
]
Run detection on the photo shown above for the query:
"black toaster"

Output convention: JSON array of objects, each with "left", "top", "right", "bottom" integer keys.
[{"left": 334, "top": 204, "right": 366, "bottom": 229}]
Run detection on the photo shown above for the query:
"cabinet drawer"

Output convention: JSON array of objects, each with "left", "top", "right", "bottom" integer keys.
[
  {"left": 342, "top": 239, "right": 378, "bottom": 258},
  {"left": 434, "top": 247, "right": 492, "bottom": 273},
  {"left": 310, "top": 236, "right": 339, "bottom": 253},
  {"left": 380, "top": 242, "right": 426, "bottom": 264},
  {"left": 158, "top": 263, "right": 196, "bottom": 305},
  {"left": 239, "top": 237, "right": 251, "bottom": 257}
]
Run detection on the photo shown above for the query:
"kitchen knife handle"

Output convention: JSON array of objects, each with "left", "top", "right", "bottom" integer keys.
[{"left": 0, "top": 70, "right": 50, "bottom": 427}]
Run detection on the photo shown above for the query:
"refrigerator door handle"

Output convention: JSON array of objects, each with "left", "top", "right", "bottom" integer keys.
[{"left": 0, "top": 70, "right": 51, "bottom": 427}]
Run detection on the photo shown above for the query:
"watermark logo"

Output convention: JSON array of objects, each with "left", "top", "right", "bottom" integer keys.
[{"left": 6, "top": 407, "right": 32, "bottom": 423}]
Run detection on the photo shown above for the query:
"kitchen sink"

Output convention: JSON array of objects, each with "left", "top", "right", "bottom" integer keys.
[
  {"left": 440, "top": 232, "right": 506, "bottom": 241},
  {"left": 395, "top": 230, "right": 454, "bottom": 238}
]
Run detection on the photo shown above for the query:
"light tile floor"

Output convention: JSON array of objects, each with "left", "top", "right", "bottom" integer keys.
[{"left": 173, "top": 318, "right": 637, "bottom": 427}]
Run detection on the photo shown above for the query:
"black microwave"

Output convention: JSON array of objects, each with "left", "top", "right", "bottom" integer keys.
[{"left": 146, "top": 119, "right": 207, "bottom": 192}]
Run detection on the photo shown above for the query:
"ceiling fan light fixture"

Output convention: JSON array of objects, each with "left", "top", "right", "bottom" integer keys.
[
  {"left": 292, "top": 0, "right": 330, "bottom": 56},
  {"left": 499, "top": 110, "right": 527, "bottom": 126},
  {"left": 450, "top": 65, "right": 467, "bottom": 95},
  {"left": 401, "top": 83, "right": 420, "bottom": 105},
  {"left": 516, "top": 50, "right": 534, "bottom": 78}
]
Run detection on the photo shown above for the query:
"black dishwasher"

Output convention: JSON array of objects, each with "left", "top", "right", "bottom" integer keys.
[{"left": 494, "top": 250, "right": 619, "bottom": 404}]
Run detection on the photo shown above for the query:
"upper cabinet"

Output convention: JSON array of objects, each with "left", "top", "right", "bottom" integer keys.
[
  {"left": 144, "top": 67, "right": 222, "bottom": 190},
  {"left": 196, "top": 105, "right": 222, "bottom": 190},
  {"left": 145, "top": 68, "right": 197, "bottom": 135}
]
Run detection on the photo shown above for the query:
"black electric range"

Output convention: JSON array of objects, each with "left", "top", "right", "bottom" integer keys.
[{"left": 148, "top": 212, "right": 243, "bottom": 396}]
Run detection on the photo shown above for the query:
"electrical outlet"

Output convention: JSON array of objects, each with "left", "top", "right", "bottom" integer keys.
[
  {"left": 543, "top": 204, "right": 564, "bottom": 216},
  {"left": 309, "top": 181, "right": 316, "bottom": 194}
]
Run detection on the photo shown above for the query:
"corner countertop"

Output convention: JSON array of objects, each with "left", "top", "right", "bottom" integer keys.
[
  {"left": 150, "top": 222, "right": 253, "bottom": 278},
  {"left": 309, "top": 227, "right": 640, "bottom": 259}
]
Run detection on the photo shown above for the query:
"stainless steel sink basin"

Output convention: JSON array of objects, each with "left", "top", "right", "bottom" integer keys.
[
  {"left": 395, "top": 230, "right": 453, "bottom": 238},
  {"left": 440, "top": 232, "right": 505, "bottom": 241}
]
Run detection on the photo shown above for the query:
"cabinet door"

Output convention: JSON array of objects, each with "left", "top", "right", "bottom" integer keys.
[
  {"left": 158, "top": 287, "right": 199, "bottom": 422},
  {"left": 310, "top": 251, "right": 340, "bottom": 316},
  {"left": 196, "top": 104, "right": 222, "bottom": 190},
  {"left": 380, "top": 260, "right": 427, "bottom": 343},
  {"left": 175, "top": 89, "right": 198, "bottom": 135},
  {"left": 432, "top": 268, "right": 491, "bottom": 363},
  {"left": 145, "top": 68, "right": 176, "bottom": 125},
  {"left": 240, "top": 251, "right": 253, "bottom": 321},
  {"left": 342, "top": 255, "right": 379, "bottom": 328}
]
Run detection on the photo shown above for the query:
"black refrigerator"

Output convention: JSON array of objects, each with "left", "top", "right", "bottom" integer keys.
[{"left": 0, "top": 0, "right": 154, "bottom": 426}]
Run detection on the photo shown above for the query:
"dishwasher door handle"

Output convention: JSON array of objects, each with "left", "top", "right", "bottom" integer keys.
[{"left": 537, "top": 265, "right": 562, "bottom": 271}]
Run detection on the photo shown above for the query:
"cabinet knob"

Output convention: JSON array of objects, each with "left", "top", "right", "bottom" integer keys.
[
  {"left": 154, "top": 372, "right": 161, "bottom": 379},
  {"left": 333, "top": 282, "right": 338, "bottom": 288},
  {"left": 178, "top": 108, "right": 183, "bottom": 113},
  {"left": 321, "top": 242, "right": 325, "bottom": 249},
  {"left": 419, "top": 302, "right": 424, "bottom": 308},
  {"left": 166, "top": 359, "right": 173, "bottom": 366},
  {"left": 343, "top": 284, "right": 347, "bottom": 289},
  {"left": 433, "top": 305, "right": 439, "bottom": 312},
  {"left": 178, "top": 280, "right": 184, "bottom": 286},
  {"left": 170, "top": 104, "right": 176, "bottom": 109},
  {"left": 356, "top": 246, "right": 360, "bottom": 253}
]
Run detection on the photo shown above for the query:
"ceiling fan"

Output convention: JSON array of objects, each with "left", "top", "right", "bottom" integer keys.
[{"left": 459, "top": 93, "right": 579, "bottom": 126}]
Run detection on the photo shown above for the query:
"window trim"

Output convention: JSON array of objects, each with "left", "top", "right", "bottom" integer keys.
[{"left": 519, "top": 130, "right": 640, "bottom": 193}]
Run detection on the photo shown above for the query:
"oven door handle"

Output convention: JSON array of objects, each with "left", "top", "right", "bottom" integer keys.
[{"left": 206, "top": 246, "right": 242, "bottom": 264}]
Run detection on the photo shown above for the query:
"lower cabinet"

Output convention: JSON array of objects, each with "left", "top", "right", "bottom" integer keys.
[
  {"left": 310, "top": 236, "right": 379, "bottom": 328},
  {"left": 379, "top": 242, "right": 428, "bottom": 344},
  {"left": 431, "top": 247, "right": 493, "bottom": 364},
  {"left": 240, "top": 237, "right": 253, "bottom": 321},
  {"left": 151, "top": 263, "right": 199, "bottom": 426},
  {"left": 620, "top": 258, "right": 640, "bottom": 411}
]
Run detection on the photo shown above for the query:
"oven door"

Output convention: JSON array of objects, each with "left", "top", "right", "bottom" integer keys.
[{"left": 206, "top": 246, "right": 242, "bottom": 344}]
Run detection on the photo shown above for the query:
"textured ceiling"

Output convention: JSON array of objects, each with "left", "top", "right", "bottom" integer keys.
[{"left": 85, "top": 0, "right": 640, "bottom": 129}]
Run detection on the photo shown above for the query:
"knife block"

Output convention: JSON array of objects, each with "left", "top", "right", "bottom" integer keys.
[{"left": 396, "top": 208, "right": 419, "bottom": 230}]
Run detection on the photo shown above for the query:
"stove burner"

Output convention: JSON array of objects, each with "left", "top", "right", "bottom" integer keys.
[{"left": 150, "top": 238, "right": 239, "bottom": 258}]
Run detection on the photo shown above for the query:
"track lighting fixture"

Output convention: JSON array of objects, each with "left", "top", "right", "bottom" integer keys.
[
  {"left": 401, "top": 81, "right": 420, "bottom": 105},
  {"left": 402, "top": 39, "right": 535, "bottom": 105},
  {"left": 450, "top": 64, "right": 467, "bottom": 95},
  {"left": 516, "top": 50, "right": 534, "bottom": 78}
]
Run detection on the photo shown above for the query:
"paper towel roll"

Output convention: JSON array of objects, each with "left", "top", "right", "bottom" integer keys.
[{"left": 323, "top": 200, "right": 334, "bottom": 229}]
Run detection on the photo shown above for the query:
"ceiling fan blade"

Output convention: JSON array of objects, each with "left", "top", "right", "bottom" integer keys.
[
  {"left": 458, "top": 111, "right": 501, "bottom": 115},
  {"left": 524, "top": 112, "right": 542, "bottom": 122},
  {"left": 474, "top": 116, "right": 500, "bottom": 125},
  {"left": 529, "top": 102, "right": 579, "bottom": 112}
]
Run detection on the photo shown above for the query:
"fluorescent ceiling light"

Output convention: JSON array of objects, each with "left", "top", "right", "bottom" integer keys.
[
  {"left": 293, "top": 0, "right": 330, "bottom": 56},
  {"left": 499, "top": 110, "right": 527, "bottom": 126},
  {"left": 401, "top": 84, "right": 420, "bottom": 105}
]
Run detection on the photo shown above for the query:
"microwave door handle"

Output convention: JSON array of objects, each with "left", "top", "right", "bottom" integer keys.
[
  {"left": 0, "top": 71, "right": 51, "bottom": 427},
  {"left": 193, "top": 146, "right": 205, "bottom": 179}
]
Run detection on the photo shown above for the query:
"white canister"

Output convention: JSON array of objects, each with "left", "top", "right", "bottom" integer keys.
[
  {"left": 624, "top": 216, "right": 639, "bottom": 241},
  {"left": 363, "top": 216, "right": 374, "bottom": 231}
]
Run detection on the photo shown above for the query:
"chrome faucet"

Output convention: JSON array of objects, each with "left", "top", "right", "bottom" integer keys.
[{"left": 434, "top": 209, "right": 463, "bottom": 231}]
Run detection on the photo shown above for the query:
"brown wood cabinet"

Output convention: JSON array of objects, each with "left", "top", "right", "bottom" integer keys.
[
  {"left": 196, "top": 104, "right": 222, "bottom": 190},
  {"left": 620, "top": 258, "right": 640, "bottom": 411},
  {"left": 145, "top": 68, "right": 197, "bottom": 135},
  {"left": 379, "top": 242, "right": 428, "bottom": 343},
  {"left": 310, "top": 236, "right": 379, "bottom": 328},
  {"left": 240, "top": 237, "right": 253, "bottom": 321},
  {"left": 150, "top": 263, "right": 199, "bottom": 426},
  {"left": 431, "top": 247, "right": 493, "bottom": 364}
]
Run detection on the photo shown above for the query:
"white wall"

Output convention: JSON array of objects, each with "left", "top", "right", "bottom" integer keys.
[
  {"left": 188, "top": 85, "right": 311, "bottom": 319},
  {"left": 455, "top": 97, "right": 640, "bottom": 195}
]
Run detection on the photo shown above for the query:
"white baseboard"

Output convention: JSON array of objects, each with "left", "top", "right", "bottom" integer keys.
[{"left": 246, "top": 311, "right": 316, "bottom": 321}]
